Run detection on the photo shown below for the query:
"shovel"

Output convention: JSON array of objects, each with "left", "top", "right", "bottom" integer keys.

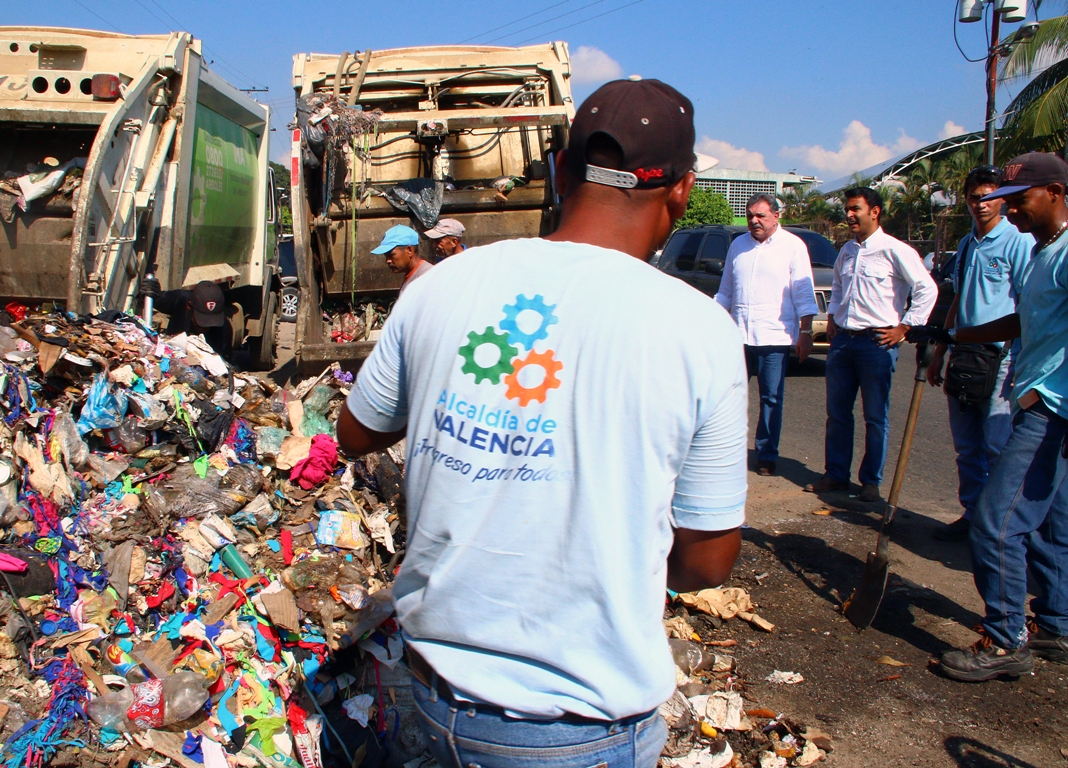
[{"left": 844, "top": 341, "right": 934, "bottom": 630}]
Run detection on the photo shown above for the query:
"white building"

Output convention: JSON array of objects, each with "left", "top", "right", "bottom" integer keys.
[{"left": 694, "top": 168, "right": 820, "bottom": 217}]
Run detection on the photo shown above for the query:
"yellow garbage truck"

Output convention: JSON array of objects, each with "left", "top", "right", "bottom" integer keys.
[
  {"left": 0, "top": 27, "right": 280, "bottom": 368},
  {"left": 289, "top": 43, "right": 574, "bottom": 371}
]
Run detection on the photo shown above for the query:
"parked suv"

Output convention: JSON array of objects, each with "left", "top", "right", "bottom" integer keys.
[{"left": 656, "top": 224, "right": 837, "bottom": 353}]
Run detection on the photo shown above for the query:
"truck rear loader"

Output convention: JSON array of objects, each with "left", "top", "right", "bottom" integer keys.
[
  {"left": 289, "top": 43, "right": 574, "bottom": 371},
  {"left": 0, "top": 27, "right": 280, "bottom": 368}
]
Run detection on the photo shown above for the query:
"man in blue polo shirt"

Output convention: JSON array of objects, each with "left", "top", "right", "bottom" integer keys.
[
  {"left": 926, "top": 166, "right": 1034, "bottom": 541},
  {"left": 912, "top": 152, "right": 1068, "bottom": 682}
]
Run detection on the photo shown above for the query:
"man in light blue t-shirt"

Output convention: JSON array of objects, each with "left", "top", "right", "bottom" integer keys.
[
  {"left": 912, "top": 152, "right": 1068, "bottom": 683},
  {"left": 926, "top": 165, "right": 1034, "bottom": 541},
  {"left": 337, "top": 79, "right": 747, "bottom": 767}
]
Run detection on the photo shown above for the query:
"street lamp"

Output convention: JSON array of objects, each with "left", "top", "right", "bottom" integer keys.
[{"left": 959, "top": 0, "right": 1035, "bottom": 163}]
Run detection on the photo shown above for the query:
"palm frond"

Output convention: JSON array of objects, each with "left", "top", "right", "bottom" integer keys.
[
  {"left": 1000, "top": 16, "right": 1068, "bottom": 80},
  {"left": 1000, "top": 59, "right": 1068, "bottom": 156}
]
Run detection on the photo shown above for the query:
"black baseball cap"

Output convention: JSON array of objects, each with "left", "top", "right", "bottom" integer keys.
[
  {"left": 191, "top": 280, "right": 225, "bottom": 328},
  {"left": 981, "top": 152, "right": 1068, "bottom": 200},
  {"left": 566, "top": 77, "right": 696, "bottom": 190}
]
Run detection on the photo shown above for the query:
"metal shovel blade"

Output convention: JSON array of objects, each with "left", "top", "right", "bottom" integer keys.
[{"left": 843, "top": 546, "right": 890, "bottom": 629}]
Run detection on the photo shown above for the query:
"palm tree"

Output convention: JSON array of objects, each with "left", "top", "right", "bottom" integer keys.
[{"left": 998, "top": 4, "right": 1068, "bottom": 156}]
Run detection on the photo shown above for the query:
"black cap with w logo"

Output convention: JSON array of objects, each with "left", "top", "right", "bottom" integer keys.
[{"left": 981, "top": 152, "right": 1068, "bottom": 200}]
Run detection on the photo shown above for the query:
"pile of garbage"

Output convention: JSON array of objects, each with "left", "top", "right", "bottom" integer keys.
[
  {"left": 0, "top": 157, "right": 87, "bottom": 224},
  {"left": 323, "top": 301, "right": 391, "bottom": 345},
  {"left": 661, "top": 590, "right": 833, "bottom": 768},
  {"left": 0, "top": 308, "right": 415, "bottom": 768}
]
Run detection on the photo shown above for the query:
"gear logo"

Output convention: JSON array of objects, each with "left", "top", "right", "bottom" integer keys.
[
  {"left": 500, "top": 294, "right": 558, "bottom": 350},
  {"left": 457, "top": 294, "right": 564, "bottom": 404},
  {"left": 504, "top": 350, "right": 563, "bottom": 406},
  {"left": 458, "top": 326, "right": 518, "bottom": 384}
]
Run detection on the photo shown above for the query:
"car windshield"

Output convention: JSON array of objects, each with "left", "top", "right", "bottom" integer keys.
[{"left": 793, "top": 230, "right": 837, "bottom": 267}]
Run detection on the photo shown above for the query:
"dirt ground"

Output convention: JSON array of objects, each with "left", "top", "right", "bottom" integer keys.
[{"left": 727, "top": 353, "right": 1068, "bottom": 768}]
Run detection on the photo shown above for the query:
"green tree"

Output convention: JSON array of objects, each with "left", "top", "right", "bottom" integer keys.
[
  {"left": 998, "top": 4, "right": 1068, "bottom": 156},
  {"left": 675, "top": 188, "right": 733, "bottom": 229},
  {"left": 270, "top": 161, "right": 293, "bottom": 234}
]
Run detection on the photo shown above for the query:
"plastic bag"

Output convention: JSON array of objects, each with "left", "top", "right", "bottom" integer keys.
[
  {"left": 105, "top": 415, "right": 147, "bottom": 454},
  {"left": 76, "top": 373, "right": 128, "bottom": 435},
  {"left": 127, "top": 392, "right": 169, "bottom": 431},
  {"left": 151, "top": 464, "right": 261, "bottom": 519},
  {"left": 254, "top": 427, "right": 290, "bottom": 459},
  {"left": 301, "top": 386, "right": 336, "bottom": 438},
  {"left": 51, "top": 410, "right": 89, "bottom": 469},
  {"left": 87, "top": 454, "right": 130, "bottom": 484},
  {"left": 382, "top": 179, "right": 444, "bottom": 229}
]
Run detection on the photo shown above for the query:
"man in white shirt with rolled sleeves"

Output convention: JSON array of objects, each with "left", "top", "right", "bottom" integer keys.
[
  {"left": 716, "top": 193, "right": 819, "bottom": 476},
  {"left": 805, "top": 186, "right": 937, "bottom": 502}
]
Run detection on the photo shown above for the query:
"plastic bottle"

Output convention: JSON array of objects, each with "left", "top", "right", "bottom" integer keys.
[
  {"left": 87, "top": 672, "right": 209, "bottom": 731},
  {"left": 668, "top": 637, "right": 732, "bottom": 675},
  {"left": 168, "top": 359, "right": 211, "bottom": 395}
]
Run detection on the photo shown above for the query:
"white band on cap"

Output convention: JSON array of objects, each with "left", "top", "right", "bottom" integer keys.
[{"left": 586, "top": 164, "right": 638, "bottom": 189}]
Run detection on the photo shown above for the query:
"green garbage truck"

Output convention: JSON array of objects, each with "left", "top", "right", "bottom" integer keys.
[{"left": 0, "top": 27, "right": 280, "bottom": 368}]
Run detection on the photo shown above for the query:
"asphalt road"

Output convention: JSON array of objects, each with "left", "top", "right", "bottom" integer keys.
[{"left": 737, "top": 346, "right": 1068, "bottom": 767}]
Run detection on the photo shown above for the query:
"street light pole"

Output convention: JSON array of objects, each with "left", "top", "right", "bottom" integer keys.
[{"left": 986, "top": 11, "right": 1001, "bottom": 165}]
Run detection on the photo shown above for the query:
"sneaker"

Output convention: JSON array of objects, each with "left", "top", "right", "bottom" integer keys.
[
  {"left": 940, "top": 628, "right": 1034, "bottom": 682},
  {"left": 858, "top": 483, "right": 881, "bottom": 503},
  {"left": 757, "top": 461, "right": 776, "bottom": 477},
  {"left": 803, "top": 473, "right": 849, "bottom": 493},
  {"left": 1027, "top": 619, "right": 1068, "bottom": 664},
  {"left": 933, "top": 516, "right": 970, "bottom": 542}
]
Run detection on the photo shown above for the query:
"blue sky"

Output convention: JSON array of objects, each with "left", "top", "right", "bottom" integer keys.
[{"left": 6, "top": 1, "right": 1046, "bottom": 180}]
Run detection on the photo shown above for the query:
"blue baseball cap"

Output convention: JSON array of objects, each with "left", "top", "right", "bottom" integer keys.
[{"left": 371, "top": 225, "right": 420, "bottom": 254}]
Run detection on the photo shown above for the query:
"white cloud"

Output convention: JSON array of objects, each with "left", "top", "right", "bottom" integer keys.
[
  {"left": 696, "top": 137, "right": 769, "bottom": 172},
  {"left": 939, "top": 120, "right": 966, "bottom": 139},
  {"left": 570, "top": 46, "right": 623, "bottom": 85},
  {"left": 779, "top": 120, "right": 923, "bottom": 176}
]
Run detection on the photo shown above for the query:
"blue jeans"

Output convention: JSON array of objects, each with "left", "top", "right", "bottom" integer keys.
[
  {"left": 971, "top": 400, "right": 1068, "bottom": 649},
  {"left": 824, "top": 332, "right": 898, "bottom": 486},
  {"left": 411, "top": 676, "right": 667, "bottom": 768},
  {"left": 947, "top": 353, "right": 1014, "bottom": 520},
  {"left": 745, "top": 345, "right": 791, "bottom": 464}
]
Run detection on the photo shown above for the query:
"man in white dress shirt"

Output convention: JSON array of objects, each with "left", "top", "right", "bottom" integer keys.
[
  {"left": 804, "top": 187, "right": 937, "bottom": 502},
  {"left": 716, "top": 193, "right": 819, "bottom": 475}
]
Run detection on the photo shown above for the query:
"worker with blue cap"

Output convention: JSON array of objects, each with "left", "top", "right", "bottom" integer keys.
[{"left": 373, "top": 224, "right": 432, "bottom": 295}]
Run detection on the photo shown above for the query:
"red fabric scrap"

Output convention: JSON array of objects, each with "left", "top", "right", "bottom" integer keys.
[
  {"left": 145, "top": 581, "right": 176, "bottom": 608},
  {"left": 280, "top": 529, "right": 294, "bottom": 566},
  {"left": 289, "top": 434, "right": 338, "bottom": 490}
]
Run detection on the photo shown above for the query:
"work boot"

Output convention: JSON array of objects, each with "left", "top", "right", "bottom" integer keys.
[
  {"left": 1027, "top": 619, "right": 1068, "bottom": 665},
  {"left": 933, "top": 516, "right": 970, "bottom": 542},
  {"left": 803, "top": 473, "right": 849, "bottom": 493},
  {"left": 757, "top": 461, "right": 776, "bottom": 477},
  {"left": 858, "top": 483, "right": 881, "bottom": 503},
  {"left": 940, "top": 628, "right": 1034, "bottom": 682}
]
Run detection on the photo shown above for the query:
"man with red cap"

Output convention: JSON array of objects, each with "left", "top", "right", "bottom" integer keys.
[{"left": 140, "top": 277, "right": 232, "bottom": 360}]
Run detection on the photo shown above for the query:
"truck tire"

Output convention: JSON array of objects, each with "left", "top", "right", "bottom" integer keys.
[{"left": 251, "top": 292, "right": 278, "bottom": 371}]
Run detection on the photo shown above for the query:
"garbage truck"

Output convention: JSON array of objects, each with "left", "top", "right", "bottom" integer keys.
[
  {"left": 0, "top": 27, "right": 280, "bottom": 368},
  {"left": 289, "top": 43, "right": 574, "bottom": 371}
]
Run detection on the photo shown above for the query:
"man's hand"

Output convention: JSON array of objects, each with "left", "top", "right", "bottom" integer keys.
[
  {"left": 796, "top": 333, "right": 813, "bottom": 363},
  {"left": 927, "top": 345, "right": 947, "bottom": 387},
  {"left": 139, "top": 276, "right": 162, "bottom": 300},
  {"left": 873, "top": 323, "right": 908, "bottom": 348},
  {"left": 905, "top": 324, "right": 954, "bottom": 346},
  {"left": 826, "top": 316, "right": 837, "bottom": 342}
]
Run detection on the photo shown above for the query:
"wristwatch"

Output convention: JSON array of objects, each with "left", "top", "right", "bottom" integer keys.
[{"left": 800, "top": 330, "right": 813, "bottom": 336}]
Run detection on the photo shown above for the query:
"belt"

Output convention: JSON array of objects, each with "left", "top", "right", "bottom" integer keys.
[
  {"left": 405, "top": 646, "right": 626, "bottom": 725},
  {"left": 841, "top": 327, "right": 888, "bottom": 337}
]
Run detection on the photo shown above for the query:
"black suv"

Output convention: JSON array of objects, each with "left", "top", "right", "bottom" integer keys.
[{"left": 656, "top": 225, "right": 838, "bottom": 352}]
